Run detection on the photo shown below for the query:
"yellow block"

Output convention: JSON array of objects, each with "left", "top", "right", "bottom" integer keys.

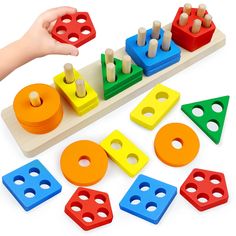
[
  {"left": 100, "top": 130, "right": 149, "bottom": 177},
  {"left": 130, "top": 84, "right": 180, "bottom": 130},
  {"left": 54, "top": 69, "right": 99, "bottom": 116}
]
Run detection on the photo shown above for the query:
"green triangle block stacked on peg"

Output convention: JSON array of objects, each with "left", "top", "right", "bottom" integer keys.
[{"left": 181, "top": 96, "right": 229, "bottom": 144}]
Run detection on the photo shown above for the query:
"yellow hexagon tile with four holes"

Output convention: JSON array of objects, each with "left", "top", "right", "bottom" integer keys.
[
  {"left": 130, "top": 84, "right": 180, "bottom": 130},
  {"left": 100, "top": 130, "right": 149, "bottom": 177}
]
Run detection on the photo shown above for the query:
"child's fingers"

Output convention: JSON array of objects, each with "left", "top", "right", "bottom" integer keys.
[{"left": 52, "top": 42, "right": 79, "bottom": 56}]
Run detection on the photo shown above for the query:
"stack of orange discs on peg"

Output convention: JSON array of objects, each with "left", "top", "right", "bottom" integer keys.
[{"left": 13, "top": 84, "right": 63, "bottom": 134}]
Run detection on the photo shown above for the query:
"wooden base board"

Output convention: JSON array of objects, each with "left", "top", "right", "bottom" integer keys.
[{"left": 1, "top": 25, "right": 226, "bottom": 157}]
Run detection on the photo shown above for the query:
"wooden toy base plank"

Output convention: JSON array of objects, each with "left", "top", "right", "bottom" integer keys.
[{"left": 1, "top": 25, "right": 225, "bottom": 157}]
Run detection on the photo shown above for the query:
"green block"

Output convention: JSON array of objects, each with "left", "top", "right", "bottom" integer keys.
[
  {"left": 101, "top": 54, "right": 143, "bottom": 100},
  {"left": 181, "top": 96, "right": 230, "bottom": 144}
]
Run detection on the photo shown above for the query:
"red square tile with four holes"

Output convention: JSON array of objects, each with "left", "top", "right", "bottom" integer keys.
[
  {"left": 171, "top": 5, "right": 216, "bottom": 51},
  {"left": 180, "top": 168, "right": 229, "bottom": 211},
  {"left": 64, "top": 187, "right": 113, "bottom": 231},
  {"left": 51, "top": 12, "right": 96, "bottom": 48}
]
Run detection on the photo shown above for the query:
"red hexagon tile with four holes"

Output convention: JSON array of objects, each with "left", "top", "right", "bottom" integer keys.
[
  {"left": 51, "top": 12, "right": 96, "bottom": 48},
  {"left": 64, "top": 187, "right": 113, "bottom": 231},
  {"left": 180, "top": 169, "right": 229, "bottom": 211}
]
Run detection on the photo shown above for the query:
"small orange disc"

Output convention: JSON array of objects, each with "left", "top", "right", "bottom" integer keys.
[
  {"left": 60, "top": 140, "right": 108, "bottom": 186},
  {"left": 154, "top": 123, "right": 200, "bottom": 167}
]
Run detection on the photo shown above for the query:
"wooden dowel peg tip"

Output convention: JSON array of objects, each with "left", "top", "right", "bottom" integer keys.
[
  {"left": 162, "top": 31, "right": 172, "bottom": 51},
  {"left": 122, "top": 55, "right": 132, "bottom": 74},
  {"left": 191, "top": 19, "right": 202, "bottom": 34},
  {"left": 203, "top": 14, "right": 212, "bottom": 28},
  {"left": 197, "top": 4, "right": 206, "bottom": 18},
  {"left": 152, "top": 21, "right": 161, "bottom": 39},
  {"left": 148, "top": 39, "right": 158, "bottom": 58},
  {"left": 183, "top": 3, "right": 192, "bottom": 15},
  {"left": 76, "top": 79, "right": 87, "bottom": 98},
  {"left": 105, "top": 48, "right": 114, "bottom": 64},
  {"left": 137, "top": 27, "right": 146, "bottom": 46},
  {"left": 179, "top": 13, "right": 189, "bottom": 26},
  {"left": 106, "top": 63, "right": 116, "bottom": 82},
  {"left": 64, "top": 63, "right": 75, "bottom": 84},
  {"left": 29, "top": 91, "right": 42, "bottom": 107}
]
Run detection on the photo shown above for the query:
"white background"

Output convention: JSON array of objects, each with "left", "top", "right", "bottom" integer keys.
[{"left": 0, "top": 0, "right": 235, "bottom": 235}]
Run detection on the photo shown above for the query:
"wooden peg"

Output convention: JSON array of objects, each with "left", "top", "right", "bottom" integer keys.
[
  {"left": 106, "top": 63, "right": 116, "bottom": 82},
  {"left": 76, "top": 79, "right": 86, "bottom": 98},
  {"left": 179, "top": 13, "right": 189, "bottom": 26},
  {"left": 197, "top": 4, "right": 206, "bottom": 18},
  {"left": 152, "top": 21, "right": 161, "bottom": 39},
  {"left": 162, "top": 31, "right": 172, "bottom": 51},
  {"left": 183, "top": 3, "right": 192, "bottom": 15},
  {"left": 105, "top": 48, "right": 114, "bottom": 64},
  {"left": 137, "top": 27, "right": 146, "bottom": 46},
  {"left": 203, "top": 14, "right": 212, "bottom": 28},
  {"left": 191, "top": 19, "right": 202, "bottom": 34},
  {"left": 29, "top": 91, "right": 41, "bottom": 107},
  {"left": 122, "top": 55, "right": 132, "bottom": 74},
  {"left": 64, "top": 63, "right": 75, "bottom": 84},
  {"left": 148, "top": 39, "right": 158, "bottom": 58}
]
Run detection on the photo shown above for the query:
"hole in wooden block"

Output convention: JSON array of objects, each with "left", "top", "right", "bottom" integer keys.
[
  {"left": 185, "top": 183, "right": 198, "bottom": 193},
  {"left": 71, "top": 202, "right": 82, "bottom": 212},
  {"left": 111, "top": 140, "right": 122, "bottom": 150},
  {"left": 24, "top": 188, "right": 36, "bottom": 198},
  {"left": 14, "top": 175, "right": 25, "bottom": 185},
  {"left": 127, "top": 153, "right": 138, "bottom": 165},
  {"left": 192, "top": 106, "right": 204, "bottom": 117},
  {"left": 81, "top": 26, "right": 91, "bottom": 35},
  {"left": 68, "top": 33, "right": 79, "bottom": 42},
  {"left": 62, "top": 15, "right": 72, "bottom": 23},
  {"left": 156, "top": 92, "right": 168, "bottom": 102},
  {"left": 207, "top": 120, "right": 219, "bottom": 132},
  {"left": 130, "top": 195, "right": 141, "bottom": 205},
  {"left": 76, "top": 14, "right": 87, "bottom": 23},
  {"left": 78, "top": 156, "right": 91, "bottom": 167},
  {"left": 40, "top": 180, "right": 51, "bottom": 190},
  {"left": 142, "top": 107, "right": 155, "bottom": 117},
  {"left": 56, "top": 26, "right": 67, "bottom": 35},
  {"left": 171, "top": 138, "right": 183, "bottom": 149}
]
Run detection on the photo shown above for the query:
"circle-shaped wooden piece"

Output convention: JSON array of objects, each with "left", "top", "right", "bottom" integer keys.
[
  {"left": 154, "top": 123, "right": 200, "bottom": 167},
  {"left": 60, "top": 140, "right": 108, "bottom": 186}
]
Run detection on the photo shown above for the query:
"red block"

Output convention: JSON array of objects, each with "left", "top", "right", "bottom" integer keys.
[
  {"left": 65, "top": 187, "right": 113, "bottom": 230},
  {"left": 51, "top": 12, "right": 96, "bottom": 48},
  {"left": 180, "top": 169, "right": 229, "bottom": 211},
  {"left": 171, "top": 7, "right": 216, "bottom": 51}
]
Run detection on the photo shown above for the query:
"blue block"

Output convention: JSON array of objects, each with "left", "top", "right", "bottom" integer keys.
[
  {"left": 2, "top": 160, "right": 62, "bottom": 211},
  {"left": 126, "top": 28, "right": 181, "bottom": 76},
  {"left": 119, "top": 174, "right": 177, "bottom": 224}
]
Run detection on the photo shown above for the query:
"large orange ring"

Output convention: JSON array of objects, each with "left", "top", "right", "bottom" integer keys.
[
  {"left": 60, "top": 140, "right": 108, "bottom": 186},
  {"left": 154, "top": 123, "right": 200, "bottom": 167}
]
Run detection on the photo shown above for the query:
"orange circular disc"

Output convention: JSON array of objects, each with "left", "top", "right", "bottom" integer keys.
[
  {"left": 154, "top": 123, "right": 200, "bottom": 167},
  {"left": 60, "top": 140, "right": 108, "bottom": 186}
]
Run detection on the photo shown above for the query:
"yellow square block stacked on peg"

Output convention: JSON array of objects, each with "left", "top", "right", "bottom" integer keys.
[
  {"left": 130, "top": 84, "right": 180, "bottom": 130},
  {"left": 54, "top": 63, "right": 99, "bottom": 116},
  {"left": 100, "top": 130, "right": 149, "bottom": 177}
]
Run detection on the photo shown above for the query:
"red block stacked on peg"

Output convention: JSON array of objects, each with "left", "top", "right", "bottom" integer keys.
[{"left": 171, "top": 3, "right": 216, "bottom": 51}]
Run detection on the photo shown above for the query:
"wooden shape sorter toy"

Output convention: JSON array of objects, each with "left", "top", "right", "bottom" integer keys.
[
  {"left": 130, "top": 84, "right": 180, "bottom": 130},
  {"left": 65, "top": 187, "right": 113, "bottom": 230},
  {"left": 180, "top": 169, "right": 229, "bottom": 211},
  {"left": 154, "top": 123, "right": 200, "bottom": 167},
  {"left": 51, "top": 12, "right": 96, "bottom": 48},
  {"left": 1, "top": 23, "right": 225, "bottom": 157},
  {"left": 101, "top": 51, "right": 143, "bottom": 100},
  {"left": 100, "top": 130, "right": 149, "bottom": 177},
  {"left": 2, "top": 160, "right": 62, "bottom": 211},
  {"left": 119, "top": 174, "right": 177, "bottom": 224},
  {"left": 171, "top": 4, "right": 216, "bottom": 51},
  {"left": 54, "top": 63, "right": 99, "bottom": 116},
  {"left": 181, "top": 96, "right": 229, "bottom": 144}
]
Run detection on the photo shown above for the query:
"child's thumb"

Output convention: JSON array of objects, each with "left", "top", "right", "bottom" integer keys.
[{"left": 53, "top": 42, "right": 79, "bottom": 56}]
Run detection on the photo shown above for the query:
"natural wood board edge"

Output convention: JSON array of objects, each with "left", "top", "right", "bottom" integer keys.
[{"left": 1, "top": 25, "right": 226, "bottom": 157}]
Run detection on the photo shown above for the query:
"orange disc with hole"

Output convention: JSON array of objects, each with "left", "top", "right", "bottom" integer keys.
[
  {"left": 13, "top": 84, "right": 63, "bottom": 134},
  {"left": 154, "top": 123, "right": 200, "bottom": 167},
  {"left": 60, "top": 140, "right": 108, "bottom": 186}
]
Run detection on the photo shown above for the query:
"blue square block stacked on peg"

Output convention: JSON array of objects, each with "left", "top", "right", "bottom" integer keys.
[
  {"left": 119, "top": 174, "right": 177, "bottom": 224},
  {"left": 126, "top": 21, "right": 181, "bottom": 76},
  {"left": 2, "top": 160, "right": 62, "bottom": 211}
]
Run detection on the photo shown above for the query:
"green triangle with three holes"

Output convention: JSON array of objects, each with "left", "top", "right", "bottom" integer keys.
[{"left": 181, "top": 96, "right": 230, "bottom": 144}]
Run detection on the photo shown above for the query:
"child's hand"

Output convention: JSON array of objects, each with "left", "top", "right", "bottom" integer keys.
[{"left": 21, "top": 6, "right": 79, "bottom": 58}]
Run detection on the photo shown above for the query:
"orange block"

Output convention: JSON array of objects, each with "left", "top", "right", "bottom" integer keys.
[
  {"left": 154, "top": 123, "right": 200, "bottom": 167},
  {"left": 60, "top": 140, "right": 108, "bottom": 186}
]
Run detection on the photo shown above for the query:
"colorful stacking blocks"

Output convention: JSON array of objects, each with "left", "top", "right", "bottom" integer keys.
[
  {"left": 171, "top": 4, "right": 216, "bottom": 51},
  {"left": 130, "top": 84, "right": 180, "bottom": 130},
  {"left": 100, "top": 130, "right": 149, "bottom": 177},
  {"left": 101, "top": 53, "right": 143, "bottom": 100},
  {"left": 52, "top": 12, "right": 96, "bottom": 48},
  {"left": 54, "top": 64, "right": 99, "bottom": 116},
  {"left": 181, "top": 96, "right": 229, "bottom": 144},
  {"left": 2, "top": 160, "right": 62, "bottom": 211},
  {"left": 119, "top": 174, "right": 177, "bottom": 224},
  {"left": 180, "top": 169, "right": 229, "bottom": 211},
  {"left": 126, "top": 27, "right": 181, "bottom": 76},
  {"left": 65, "top": 187, "right": 113, "bottom": 230}
]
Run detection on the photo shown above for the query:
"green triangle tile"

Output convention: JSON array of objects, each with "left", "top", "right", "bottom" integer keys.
[
  {"left": 101, "top": 54, "right": 143, "bottom": 100},
  {"left": 181, "top": 96, "right": 230, "bottom": 144}
]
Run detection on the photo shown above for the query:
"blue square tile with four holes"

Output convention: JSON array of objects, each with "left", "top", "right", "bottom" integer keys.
[
  {"left": 119, "top": 174, "right": 177, "bottom": 224},
  {"left": 126, "top": 28, "right": 181, "bottom": 76},
  {"left": 2, "top": 160, "right": 62, "bottom": 211}
]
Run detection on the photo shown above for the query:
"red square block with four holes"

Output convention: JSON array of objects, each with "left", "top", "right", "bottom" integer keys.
[
  {"left": 51, "top": 12, "right": 96, "bottom": 48},
  {"left": 65, "top": 187, "right": 113, "bottom": 231},
  {"left": 180, "top": 168, "right": 229, "bottom": 211},
  {"left": 171, "top": 7, "right": 216, "bottom": 51}
]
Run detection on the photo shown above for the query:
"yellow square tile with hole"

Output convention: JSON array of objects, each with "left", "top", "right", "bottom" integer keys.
[
  {"left": 100, "top": 130, "right": 149, "bottom": 177},
  {"left": 130, "top": 84, "right": 180, "bottom": 130}
]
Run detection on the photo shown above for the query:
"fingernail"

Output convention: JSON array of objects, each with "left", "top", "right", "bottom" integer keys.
[{"left": 71, "top": 49, "right": 79, "bottom": 56}]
